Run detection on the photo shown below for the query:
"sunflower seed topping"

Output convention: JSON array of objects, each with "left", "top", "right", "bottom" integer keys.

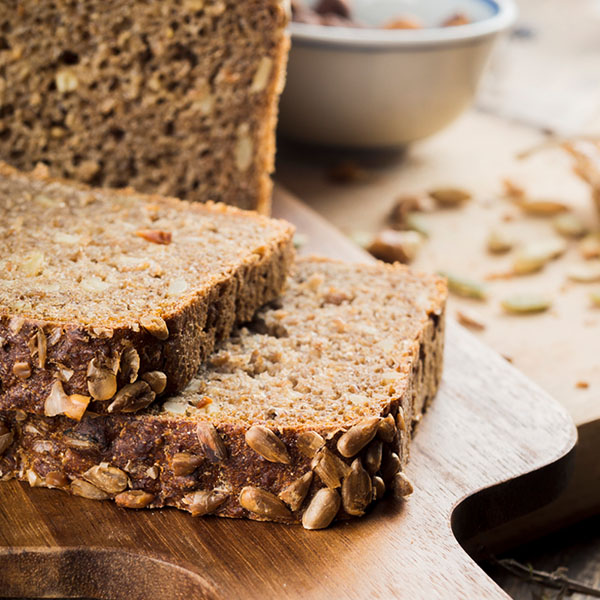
[
  {"left": 196, "top": 422, "right": 227, "bottom": 462},
  {"left": 172, "top": 452, "right": 203, "bottom": 476},
  {"left": 107, "top": 381, "right": 155, "bottom": 413},
  {"left": 279, "top": 471, "right": 313, "bottom": 511},
  {"left": 141, "top": 371, "right": 167, "bottom": 394},
  {"left": 377, "top": 415, "right": 397, "bottom": 443},
  {"left": 115, "top": 490, "right": 155, "bottom": 509},
  {"left": 71, "top": 478, "right": 111, "bottom": 500},
  {"left": 342, "top": 459, "right": 372, "bottom": 516},
  {"left": 312, "top": 447, "right": 351, "bottom": 489},
  {"left": 337, "top": 416, "right": 381, "bottom": 458},
  {"left": 183, "top": 490, "right": 229, "bottom": 516},
  {"left": 239, "top": 486, "right": 292, "bottom": 520},
  {"left": 302, "top": 488, "right": 341, "bottom": 530},
  {"left": 297, "top": 431, "right": 325, "bottom": 458},
  {"left": 364, "top": 441, "right": 383, "bottom": 475},
  {"left": 87, "top": 357, "right": 117, "bottom": 401},
  {"left": 392, "top": 472, "right": 414, "bottom": 499},
  {"left": 83, "top": 462, "right": 128, "bottom": 494},
  {"left": 245, "top": 425, "right": 291, "bottom": 464}
]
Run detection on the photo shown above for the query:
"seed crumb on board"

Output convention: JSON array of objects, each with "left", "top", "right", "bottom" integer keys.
[{"left": 576, "top": 381, "right": 590, "bottom": 389}]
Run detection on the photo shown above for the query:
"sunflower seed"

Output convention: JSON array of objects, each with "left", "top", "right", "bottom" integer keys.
[
  {"left": 580, "top": 234, "right": 600, "bottom": 260},
  {"left": 396, "top": 407, "right": 407, "bottom": 432},
  {"left": 27, "top": 469, "right": 45, "bottom": 487},
  {"left": 342, "top": 459, "right": 372, "bottom": 516},
  {"left": 377, "top": 415, "right": 397, "bottom": 443},
  {"left": 71, "top": 478, "right": 111, "bottom": 500},
  {"left": 279, "top": 471, "right": 313, "bottom": 511},
  {"left": 245, "top": 425, "right": 290, "bottom": 464},
  {"left": 83, "top": 462, "right": 128, "bottom": 494},
  {"left": 438, "top": 271, "right": 487, "bottom": 300},
  {"left": 27, "top": 328, "right": 47, "bottom": 368},
  {"left": 107, "top": 381, "right": 155, "bottom": 413},
  {"left": 487, "top": 228, "right": 515, "bottom": 254},
  {"left": 392, "top": 472, "right": 414, "bottom": 499},
  {"left": 519, "top": 199, "right": 569, "bottom": 216},
  {"left": 367, "top": 229, "right": 423, "bottom": 264},
  {"left": 115, "top": 490, "right": 155, "bottom": 509},
  {"left": 0, "top": 424, "right": 13, "bottom": 456},
  {"left": 381, "top": 451, "right": 401, "bottom": 483},
  {"left": 513, "top": 238, "right": 566, "bottom": 275},
  {"left": 590, "top": 290, "right": 600, "bottom": 307},
  {"left": 297, "top": 431, "right": 325, "bottom": 458},
  {"left": 312, "top": 447, "right": 351, "bottom": 489},
  {"left": 337, "top": 416, "right": 381, "bottom": 458},
  {"left": 501, "top": 294, "right": 552, "bottom": 314},
  {"left": 196, "top": 422, "right": 227, "bottom": 462},
  {"left": 239, "top": 486, "right": 292, "bottom": 520},
  {"left": 87, "top": 357, "right": 117, "bottom": 401},
  {"left": 141, "top": 371, "right": 167, "bottom": 394},
  {"left": 405, "top": 213, "right": 430, "bottom": 237},
  {"left": 372, "top": 476, "right": 386, "bottom": 501},
  {"left": 119, "top": 347, "right": 140, "bottom": 384},
  {"left": 302, "top": 488, "right": 341, "bottom": 530},
  {"left": 46, "top": 471, "right": 69, "bottom": 488},
  {"left": 140, "top": 315, "right": 169, "bottom": 340},
  {"left": 567, "top": 262, "right": 600, "bottom": 283},
  {"left": 456, "top": 309, "right": 486, "bottom": 331},
  {"left": 429, "top": 187, "right": 472, "bottom": 207},
  {"left": 183, "top": 490, "right": 229, "bottom": 516},
  {"left": 364, "top": 441, "right": 383, "bottom": 475},
  {"left": 553, "top": 214, "right": 587, "bottom": 238},
  {"left": 172, "top": 452, "right": 203, "bottom": 476}
]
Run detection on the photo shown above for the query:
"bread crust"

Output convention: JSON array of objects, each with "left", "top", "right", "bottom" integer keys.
[{"left": 0, "top": 162, "right": 295, "bottom": 417}]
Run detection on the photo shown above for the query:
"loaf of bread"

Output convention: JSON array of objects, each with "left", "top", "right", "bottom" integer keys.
[
  {"left": 0, "top": 0, "right": 289, "bottom": 213},
  {"left": 0, "top": 162, "right": 294, "bottom": 418},
  {"left": 0, "top": 259, "right": 447, "bottom": 529}
]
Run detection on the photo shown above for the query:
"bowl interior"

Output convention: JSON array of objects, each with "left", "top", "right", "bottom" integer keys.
[{"left": 301, "top": 0, "right": 499, "bottom": 28}]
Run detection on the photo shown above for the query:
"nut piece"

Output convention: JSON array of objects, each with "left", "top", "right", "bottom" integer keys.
[
  {"left": 245, "top": 426, "right": 291, "bottom": 464},
  {"left": 392, "top": 472, "right": 414, "bottom": 499},
  {"left": 235, "top": 126, "right": 253, "bottom": 172},
  {"left": 172, "top": 452, "right": 203, "bottom": 476},
  {"left": 312, "top": 447, "right": 351, "bottom": 489},
  {"left": 377, "top": 415, "right": 397, "bottom": 443},
  {"left": 120, "top": 347, "right": 140, "bottom": 384},
  {"left": 83, "top": 462, "right": 128, "bottom": 494},
  {"left": 364, "top": 441, "right": 382, "bottom": 475},
  {"left": 196, "top": 422, "right": 227, "bottom": 462},
  {"left": 279, "top": 471, "right": 313, "bottom": 511},
  {"left": 381, "top": 451, "right": 402, "bottom": 483},
  {"left": 337, "top": 416, "right": 381, "bottom": 458},
  {"left": 0, "top": 423, "right": 13, "bottom": 456},
  {"left": 45, "top": 380, "right": 90, "bottom": 421},
  {"left": 115, "top": 490, "right": 155, "bottom": 509},
  {"left": 297, "top": 431, "right": 325, "bottom": 458},
  {"left": 250, "top": 56, "right": 273, "bottom": 93},
  {"left": 429, "top": 187, "right": 472, "bottom": 207},
  {"left": 140, "top": 315, "right": 169, "bottom": 340},
  {"left": 135, "top": 229, "right": 172, "bottom": 245},
  {"left": 141, "top": 371, "right": 167, "bottom": 394},
  {"left": 239, "top": 486, "right": 292, "bottom": 520},
  {"left": 302, "top": 488, "right": 341, "bottom": 530},
  {"left": 372, "top": 476, "right": 386, "bottom": 501},
  {"left": 342, "top": 459, "right": 373, "bottom": 516},
  {"left": 71, "top": 478, "right": 111, "bottom": 500},
  {"left": 87, "top": 357, "right": 118, "bottom": 401},
  {"left": 183, "top": 490, "right": 229, "bottom": 517},
  {"left": 107, "top": 381, "right": 155, "bottom": 413},
  {"left": 12, "top": 361, "right": 32, "bottom": 379}
]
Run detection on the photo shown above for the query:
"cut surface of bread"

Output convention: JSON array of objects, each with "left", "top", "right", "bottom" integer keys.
[
  {"left": 0, "top": 259, "right": 447, "bottom": 528},
  {"left": 0, "top": 163, "right": 295, "bottom": 417},
  {"left": 0, "top": 0, "right": 289, "bottom": 213}
]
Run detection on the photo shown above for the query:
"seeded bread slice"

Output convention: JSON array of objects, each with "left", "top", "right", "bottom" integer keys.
[
  {"left": 0, "top": 162, "right": 294, "bottom": 418},
  {"left": 0, "top": 0, "right": 290, "bottom": 214},
  {"left": 0, "top": 259, "right": 447, "bottom": 528}
]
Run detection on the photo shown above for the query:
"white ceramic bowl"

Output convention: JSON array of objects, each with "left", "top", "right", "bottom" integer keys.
[{"left": 278, "top": 0, "right": 517, "bottom": 148}]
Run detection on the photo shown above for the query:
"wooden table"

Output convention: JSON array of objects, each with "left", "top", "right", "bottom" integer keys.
[{"left": 276, "top": 0, "right": 600, "bottom": 576}]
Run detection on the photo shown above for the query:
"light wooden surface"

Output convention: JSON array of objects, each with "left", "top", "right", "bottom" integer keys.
[{"left": 0, "top": 189, "right": 576, "bottom": 600}]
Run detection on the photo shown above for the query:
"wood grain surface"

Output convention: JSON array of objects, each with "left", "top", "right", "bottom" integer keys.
[{"left": 0, "top": 189, "right": 576, "bottom": 600}]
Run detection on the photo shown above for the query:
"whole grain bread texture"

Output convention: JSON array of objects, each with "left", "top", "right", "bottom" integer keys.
[
  {"left": 0, "top": 258, "right": 447, "bottom": 529},
  {"left": 0, "top": 0, "right": 290, "bottom": 214},
  {"left": 0, "top": 162, "right": 295, "bottom": 418}
]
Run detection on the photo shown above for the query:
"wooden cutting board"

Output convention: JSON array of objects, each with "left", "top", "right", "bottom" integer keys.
[{"left": 0, "top": 189, "right": 576, "bottom": 600}]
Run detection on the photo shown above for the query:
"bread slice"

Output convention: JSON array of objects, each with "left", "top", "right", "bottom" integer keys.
[
  {"left": 0, "top": 259, "right": 447, "bottom": 529},
  {"left": 0, "top": 162, "right": 295, "bottom": 418},
  {"left": 0, "top": 0, "right": 289, "bottom": 214}
]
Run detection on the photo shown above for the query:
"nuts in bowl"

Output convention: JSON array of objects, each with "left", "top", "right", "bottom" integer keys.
[{"left": 279, "top": 0, "right": 517, "bottom": 148}]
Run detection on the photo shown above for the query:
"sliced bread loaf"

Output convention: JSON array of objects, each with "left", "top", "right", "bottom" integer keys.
[
  {"left": 0, "top": 258, "right": 447, "bottom": 529},
  {"left": 0, "top": 0, "right": 289, "bottom": 213},
  {"left": 0, "top": 162, "right": 294, "bottom": 418}
]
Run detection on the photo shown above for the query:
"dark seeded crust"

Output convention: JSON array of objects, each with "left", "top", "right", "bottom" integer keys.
[
  {"left": 0, "top": 0, "right": 290, "bottom": 214},
  {"left": 0, "top": 262, "right": 446, "bottom": 525},
  {"left": 0, "top": 163, "right": 295, "bottom": 416}
]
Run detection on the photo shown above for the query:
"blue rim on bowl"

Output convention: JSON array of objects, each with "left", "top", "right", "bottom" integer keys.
[{"left": 289, "top": 0, "right": 517, "bottom": 49}]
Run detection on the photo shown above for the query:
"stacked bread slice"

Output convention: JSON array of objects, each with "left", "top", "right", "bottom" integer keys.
[{"left": 0, "top": 167, "right": 447, "bottom": 530}]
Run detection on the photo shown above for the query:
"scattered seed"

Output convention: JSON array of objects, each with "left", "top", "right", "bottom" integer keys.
[
  {"left": 456, "top": 309, "right": 486, "bottom": 331},
  {"left": 438, "top": 271, "right": 487, "bottom": 300},
  {"left": 487, "top": 228, "right": 515, "bottom": 254},
  {"left": 388, "top": 194, "right": 432, "bottom": 227},
  {"left": 576, "top": 381, "right": 589, "bottom": 389},
  {"left": 404, "top": 213, "right": 430, "bottom": 237},
  {"left": 553, "top": 214, "right": 588, "bottom": 238},
  {"left": 590, "top": 290, "right": 600, "bottom": 307},
  {"left": 392, "top": 472, "right": 414, "bottom": 499},
  {"left": 519, "top": 199, "right": 569, "bottom": 216},
  {"left": 501, "top": 293, "right": 552, "bottom": 314},
  {"left": 513, "top": 238, "right": 567, "bottom": 275},
  {"left": 115, "top": 490, "right": 154, "bottom": 509},
  {"left": 293, "top": 233, "right": 308, "bottom": 249},
  {"left": 349, "top": 230, "right": 373, "bottom": 249},
  {"left": 367, "top": 229, "right": 423, "bottom": 264},
  {"left": 567, "top": 262, "right": 600, "bottom": 283},
  {"left": 429, "top": 187, "right": 472, "bottom": 207},
  {"left": 502, "top": 178, "right": 526, "bottom": 200},
  {"left": 580, "top": 234, "right": 600, "bottom": 260}
]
